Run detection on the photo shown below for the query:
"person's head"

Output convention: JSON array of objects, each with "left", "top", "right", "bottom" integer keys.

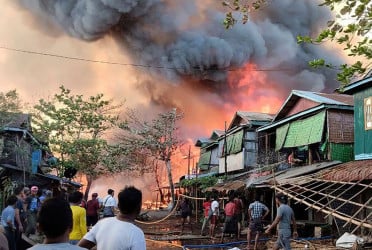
[
  {"left": 275, "top": 193, "right": 288, "bottom": 205},
  {"left": 254, "top": 192, "right": 261, "bottom": 201},
  {"left": 117, "top": 186, "right": 142, "bottom": 216},
  {"left": 7, "top": 195, "right": 18, "bottom": 206},
  {"left": 108, "top": 189, "right": 114, "bottom": 196},
  {"left": 37, "top": 198, "right": 73, "bottom": 239},
  {"left": 68, "top": 191, "right": 83, "bottom": 204},
  {"left": 92, "top": 193, "right": 98, "bottom": 199},
  {"left": 31, "top": 186, "right": 39, "bottom": 196},
  {"left": 14, "top": 186, "right": 24, "bottom": 196}
]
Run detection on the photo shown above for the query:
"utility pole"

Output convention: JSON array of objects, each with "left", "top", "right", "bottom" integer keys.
[
  {"left": 187, "top": 145, "right": 191, "bottom": 178},
  {"left": 224, "top": 121, "right": 228, "bottom": 178}
]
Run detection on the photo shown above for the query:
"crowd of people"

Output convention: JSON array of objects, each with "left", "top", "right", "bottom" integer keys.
[
  {"left": 1, "top": 183, "right": 298, "bottom": 250},
  {"left": 0, "top": 186, "right": 145, "bottom": 250}
]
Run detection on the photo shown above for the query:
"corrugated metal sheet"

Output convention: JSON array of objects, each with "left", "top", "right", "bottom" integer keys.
[
  {"left": 275, "top": 123, "right": 289, "bottom": 151},
  {"left": 204, "top": 180, "right": 246, "bottom": 192},
  {"left": 198, "top": 150, "right": 211, "bottom": 170},
  {"left": 320, "top": 160, "right": 372, "bottom": 181},
  {"left": 354, "top": 88, "right": 372, "bottom": 157}
]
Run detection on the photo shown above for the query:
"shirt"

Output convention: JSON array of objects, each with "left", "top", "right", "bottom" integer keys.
[
  {"left": 277, "top": 204, "right": 294, "bottom": 230},
  {"left": 248, "top": 201, "right": 269, "bottom": 219},
  {"left": 1, "top": 205, "right": 15, "bottom": 228},
  {"left": 28, "top": 243, "right": 86, "bottom": 250},
  {"left": 103, "top": 195, "right": 116, "bottom": 207},
  {"left": 224, "top": 202, "right": 236, "bottom": 217},
  {"left": 83, "top": 217, "right": 146, "bottom": 250},
  {"left": 69, "top": 205, "right": 87, "bottom": 241},
  {"left": 211, "top": 200, "right": 219, "bottom": 216},
  {"left": 203, "top": 201, "right": 211, "bottom": 217}
]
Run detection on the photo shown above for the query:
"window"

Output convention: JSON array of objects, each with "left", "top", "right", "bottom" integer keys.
[{"left": 365, "top": 97, "right": 372, "bottom": 130}]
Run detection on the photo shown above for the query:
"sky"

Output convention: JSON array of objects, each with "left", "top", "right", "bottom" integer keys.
[{"left": 0, "top": 0, "right": 348, "bottom": 198}]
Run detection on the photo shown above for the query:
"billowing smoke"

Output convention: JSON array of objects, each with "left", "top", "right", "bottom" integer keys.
[{"left": 17, "top": 0, "right": 341, "bottom": 95}]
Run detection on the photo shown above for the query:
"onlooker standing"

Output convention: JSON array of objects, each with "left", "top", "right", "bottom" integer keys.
[
  {"left": 14, "top": 187, "right": 25, "bottom": 250},
  {"left": 27, "top": 197, "right": 86, "bottom": 250},
  {"left": 209, "top": 195, "right": 219, "bottom": 238},
  {"left": 265, "top": 193, "right": 297, "bottom": 250},
  {"left": 1, "top": 195, "right": 18, "bottom": 250},
  {"left": 68, "top": 191, "right": 87, "bottom": 245},
  {"left": 179, "top": 197, "right": 193, "bottom": 234},
  {"left": 200, "top": 197, "right": 211, "bottom": 236},
  {"left": 86, "top": 193, "right": 100, "bottom": 228},
  {"left": 24, "top": 186, "right": 41, "bottom": 237},
  {"left": 78, "top": 186, "right": 146, "bottom": 249},
  {"left": 247, "top": 194, "right": 270, "bottom": 250},
  {"left": 233, "top": 193, "right": 244, "bottom": 237},
  {"left": 102, "top": 189, "right": 116, "bottom": 218},
  {"left": 221, "top": 195, "right": 237, "bottom": 242}
]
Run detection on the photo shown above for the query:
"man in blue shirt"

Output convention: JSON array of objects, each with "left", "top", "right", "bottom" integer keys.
[
  {"left": 265, "top": 193, "right": 298, "bottom": 250},
  {"left": 1, "top": 195, "right": 18, "bottom": 250}
]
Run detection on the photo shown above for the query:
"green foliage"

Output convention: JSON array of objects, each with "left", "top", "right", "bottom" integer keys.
[
  {"left": 180, "top": 175, "right": 218, "bottom": 190},
  {"left": 32, "top": 85, "right": 123, "bottom": 179},
  {"left": 0, "top": 90, "right": 22, "bottom": 128}
]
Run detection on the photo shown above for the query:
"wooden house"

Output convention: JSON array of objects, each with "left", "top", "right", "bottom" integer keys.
[
  {"left": 0, "top": 113, "right": 80, "bottom": 208},
  {"left": 257, "top": 90, "right": 354, "bottom": 168},
  {"left": 217, "top": 111, "right": 273, "bottom": 174}
]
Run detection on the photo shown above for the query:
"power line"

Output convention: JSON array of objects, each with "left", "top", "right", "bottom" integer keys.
[{"left": 0, "top": 45, "right": 294, "bottom": 72}]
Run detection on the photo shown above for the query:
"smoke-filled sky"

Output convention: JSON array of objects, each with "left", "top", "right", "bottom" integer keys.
[{"left": 0, "top": 0, "right": 347, "bottom": 194}]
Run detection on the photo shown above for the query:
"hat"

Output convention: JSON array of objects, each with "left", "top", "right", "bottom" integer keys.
[{"left": 31, "top": 186, "right": 38, "bottom": 191}]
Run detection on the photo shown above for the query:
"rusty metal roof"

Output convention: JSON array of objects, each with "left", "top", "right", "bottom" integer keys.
[{"left": 320, "top": 160, "right": 372, "bottom": 182}]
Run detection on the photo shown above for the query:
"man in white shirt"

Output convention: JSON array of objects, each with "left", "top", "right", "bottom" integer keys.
[
  {"left": 79, "top": 186, "right": 146, "bottom": 250},
  {"left": 209, "top": 195, "right": 219, "bottom": 237},
  {"left": 102, "top": 189, "right": 117, "bottom": 217}
]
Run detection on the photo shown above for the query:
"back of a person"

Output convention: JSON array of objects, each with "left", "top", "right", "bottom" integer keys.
[
  {"left": 224, "top": 201, "right": 235, "bottom": 217},
  {"left": 86, "top": 199, "right": 99, "bottom": 216},
  {"left": 233, "top": 198, "right": 242, "bottom": 214},
  {"left": 278, "top": 204, "right": 293, "bottom": 230},
  {"left": 69, "top": 206, "right": 87, "bottom": 240},
  {"left": 92, "top": 217, "right": 145, "bottom": 249},
  {"left": 250, "top": 201, "right": 265, "bottom": 219},
  {"left": 203, "top": 201, "right": 211, "bottom": 218}
]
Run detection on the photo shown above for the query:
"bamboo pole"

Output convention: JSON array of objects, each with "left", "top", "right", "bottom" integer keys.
[{"left": 273, "top": 186, "right": 372, "bottom": 230}]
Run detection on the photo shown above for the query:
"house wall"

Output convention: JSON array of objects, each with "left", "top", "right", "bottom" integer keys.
[
  {"left": 244, "top": 130, "right": 257, "bottom": 167},
  {"left": 210, "top": 146, "right": 219, "bottom": 167},
  {"left": 354, "top": 87, "right": 372, "bottom": 160},
  {"left": 327, "top": 110, "right": 354, "bottom": 143},
  {"left": 218, "top": 151, "right": 244, "bottom": 173},
  {"left": 0, "top": 133, "right": 32, "bottom": 171},
  {"left": 286, "top": 99, "right": 319, "bottom": 118}
]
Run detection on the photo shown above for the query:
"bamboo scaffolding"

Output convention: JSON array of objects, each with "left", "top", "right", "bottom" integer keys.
[
  {"left": 351, "top": 211, "right": 372, "bottom": 234},
  {"left": 343, "top": 197, "right": 372, "bottom": 227},
  {"left": 273, "top": 186, "right": 372, "bottom": 230}
]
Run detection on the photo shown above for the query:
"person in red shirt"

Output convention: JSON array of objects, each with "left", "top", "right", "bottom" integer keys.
[
  {"left": 200, "top": 197, "right": 211, "bottom": 236},
  {"left": 233, "top": 193, "right": 244, "bottom": 237},
  {"left": 86, "top": 193, "right": 100, "bottom": 228},
  {"left": 221, "top": 195, "right": 237, "bottom": 242}
]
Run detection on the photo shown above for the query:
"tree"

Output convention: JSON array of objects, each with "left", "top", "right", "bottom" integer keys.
[
  {"left": 115, "top": 108, "right": 184, "bottom": 208},
  {"left": 222, "top": 0, "right": 371, "bottom": 86},
  {"left": 32, "top": 86, "right": 123, "bottom": 199},
  {"left": 0, "top": 90, "right": 22, "bottom": 128}
]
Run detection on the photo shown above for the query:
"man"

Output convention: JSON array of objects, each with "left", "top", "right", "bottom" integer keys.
[
  {"left": 221, "top": 195, "right": 237, "bottom": 242},
  {"left": 28, "top": 197, "right": 86, "bottom": 250},
  {"left": 78, "top": 186, "right": 146, "bottom": 249},
  {"left": 200, "top": 196, "right": 211, "bottom": 236},
  {"left": 14, "top": 187, "right": 25, "bottom": 250},
  {"left": 233, "top": 193, "right": 244, "bottom": 237},
  {"left": 265, "top": 193, "right": 298, "bottom": 250},
  {"left": 68, "top": 191, "right": 87, "bottom": 245},
  {"left": 86, "top": 193, "right": 100, "bottom": 228},
  {"left": 247, "top": 194, "right": 270, "bottom": 250},
  {"left": 209, "top": 195, "right": 219, "bottom": 238},
  {"left": 1, "top": 195, "right": 17, "bottom": 250},
  {"left": 24, "top": 186, "right": 41, "bottom": 236},
  {"left": 101, "top": 189, "right": 116, "bottom": 218}
]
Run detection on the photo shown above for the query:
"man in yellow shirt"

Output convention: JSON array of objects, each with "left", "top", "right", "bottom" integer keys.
[{"left": 68, "top": 191, "right": 87, "bottom": 245}]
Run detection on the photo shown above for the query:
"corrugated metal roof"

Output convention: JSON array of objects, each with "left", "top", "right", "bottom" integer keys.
[
  {"left": 273, "top": 90, "right": 353, "bottom": 122},
  {"left": 343, "top": 75, "right": 372, "bottom": 94},
  {"left": 229, "top": 111, "right": 274, "bottom": 130},
  {"left": 320, "top": 160, "right": 372, "bottom": 182}
]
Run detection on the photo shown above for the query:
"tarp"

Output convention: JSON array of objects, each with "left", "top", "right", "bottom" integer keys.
[
  {"left": 283, "top": 111, "right": 326, "bottom": 148},
  {"left": 198, "top": 150, "right": 211, "bottom": 170},
  {"left": 275, "top": 123, "right": 289, "bottom": 151}
]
